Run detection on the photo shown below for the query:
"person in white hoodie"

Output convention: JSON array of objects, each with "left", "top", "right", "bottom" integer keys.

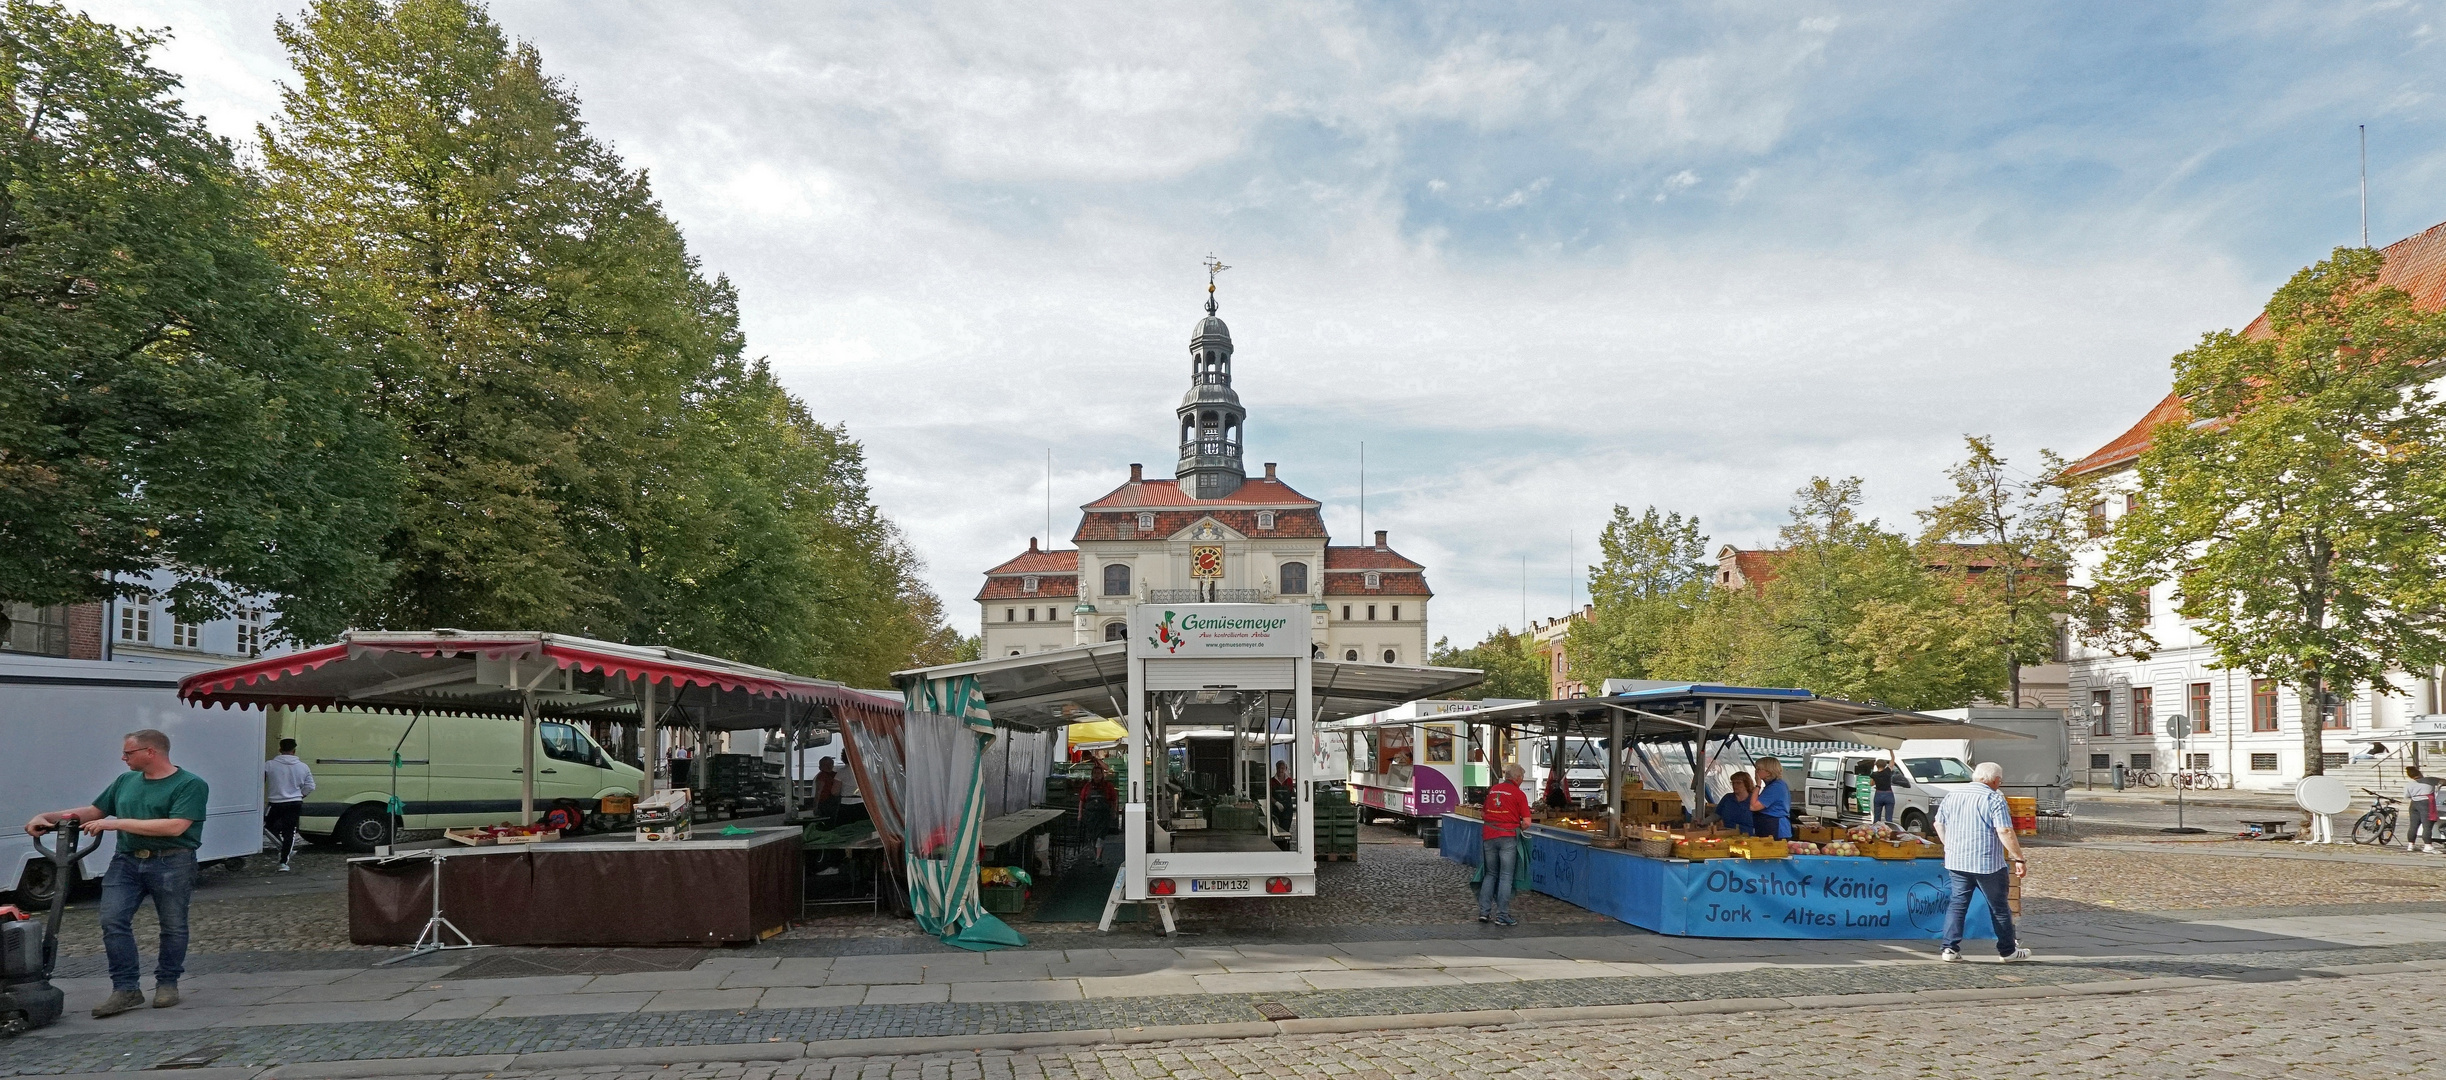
[{"left": 263, "top": 739, "right": 315, "bottom": 871}]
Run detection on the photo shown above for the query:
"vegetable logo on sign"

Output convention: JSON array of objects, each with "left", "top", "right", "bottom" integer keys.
[{"left": 1147, "top": 610, "right": 1189, "bottom": 654}]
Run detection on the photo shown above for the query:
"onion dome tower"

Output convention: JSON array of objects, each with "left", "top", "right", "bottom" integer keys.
[{"left": 1175, "top": 260, "right": 1246, "bottom": 499}]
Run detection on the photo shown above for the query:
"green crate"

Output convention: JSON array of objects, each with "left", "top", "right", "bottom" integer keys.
[{"left": 981, "top": 884, "right": 1027, "bottom": 914}]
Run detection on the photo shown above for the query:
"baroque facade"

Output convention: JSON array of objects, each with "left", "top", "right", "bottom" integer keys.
[{"left": 977, "top": 288, "right": 1432, "bottom": 664}]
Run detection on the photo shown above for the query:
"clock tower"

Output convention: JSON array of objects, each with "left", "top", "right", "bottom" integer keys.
[{"left": 1176, "top": 275, "right": 1246, "bottom": 500}]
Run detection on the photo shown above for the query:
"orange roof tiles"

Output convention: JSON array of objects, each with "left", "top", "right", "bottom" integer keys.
[
  {"left": 2069, "top": 218, "right": 2446, "bottom": 477},
  {"left": 1081, "top": 475, "right": 1321, "bottom": 510},
  {"left": 1322, "top": 572, "right": 1431, "bottom": 597},
  {"left": 1073, "top": 508, "right": 1327, "bottom": 542},
  {"left": 1322, "top": 546, "right": 1425, "bottom": 571},
  {"left": 981, "top": 544, "right": 1079, "bottom": 577},
  {"left": 977, "top": 577, "right": 1079, "bottom": 601}
]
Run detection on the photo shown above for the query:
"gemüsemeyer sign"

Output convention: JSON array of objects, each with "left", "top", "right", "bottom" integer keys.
[{"left": 1130, "top": 604, "right": 1310, "bottom": 658}]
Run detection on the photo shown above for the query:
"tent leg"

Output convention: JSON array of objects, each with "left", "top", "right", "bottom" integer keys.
[
  {"left": 521, "top": 690, "right": 537, "bottom": 826},
  {"left": 638, "top": 681, "right": 658, "bottom": 798}
]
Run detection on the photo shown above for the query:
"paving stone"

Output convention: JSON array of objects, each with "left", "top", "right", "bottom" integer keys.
[
  {"left": 1191, "top": 971, "right": 1312, "bottom": 994},
  {"left": 404, "top": 996, "right": 504, "bottom": 1021},
  {"left": 482, "top": 991, "right": 654, "bottom": 1017},
  {"left": 581, "top": 970, "right": 732, "bottom": 993},
  {"left": 1298, "top": 968, "right": 1463, "bottom": 991},
  {"left": 639, "top": 989, "right": 766, "bottom": 1012},
  {"left": 755, "top": 986, "right": 867, "bottom": 1008},
  {"left": 948, "top": 980, "right": 1084, "bottom": 1003},
  {"left": 860, "top": 983, "right": 950, "bottom": 1004},
  {"left": 1078, "top": 974, "right": 1207, "bottom": 999}
]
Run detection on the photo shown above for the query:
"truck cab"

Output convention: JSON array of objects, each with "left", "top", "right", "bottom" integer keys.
[{"left": 1802, "top": 751, "right": 1978, "bottom": 835}]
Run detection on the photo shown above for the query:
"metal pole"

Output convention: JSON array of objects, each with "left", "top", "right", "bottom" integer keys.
[
  {"left": 1607, "top": 708, "right": 1623, "bottom": 840},
  {"left": 638, "top": 679, "right": 658, "bottom": 797},
  {"left": 520, "top": 688, "right": 538, "bottom": 825}
]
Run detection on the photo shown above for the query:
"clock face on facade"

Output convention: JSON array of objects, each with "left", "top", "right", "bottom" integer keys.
[{"left": 1190, "top": 545, "right": 1225, "bottom": 579}]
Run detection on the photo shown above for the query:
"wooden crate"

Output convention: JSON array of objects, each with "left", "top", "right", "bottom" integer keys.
[{"left": 1728, "top": 838, "right": 1790, "bottom": 859}]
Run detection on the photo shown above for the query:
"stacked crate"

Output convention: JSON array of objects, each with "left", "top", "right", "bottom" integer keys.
[{"left": 1313, "top": 789, "right": 1359, "bottom": 861}]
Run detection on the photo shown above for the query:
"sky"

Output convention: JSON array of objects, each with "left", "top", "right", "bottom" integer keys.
[{"left": 85, "top": 0, "right": 2446, "bottom": 642}]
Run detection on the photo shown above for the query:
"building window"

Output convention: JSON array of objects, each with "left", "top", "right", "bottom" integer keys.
[
  {"left": 236, "top": 607, "right": 267, "bottom": 657},
  {"left": 1, "top": 603, "right": 72, "bottom": 657},
  {"left": 1005, "top": 608, "right": 1016, "bottom": 622},
  {"left": 1341, "top": 605, "right": 1351, "bottom": 620},
  {"left": 2319, "top": 691, "right": 2350, "bottom": 730},
  {"left": 2086, "top": 501, "right": 2108, "bottom": 537},
  {"left": 1025, "top": 608, "right": 1036, "bottom": 622},
  {"left": 2123, "top": 494, "right": 2141, "bottom": 516},
  {"left": 1009, "top": 649, "right": 1023, "bottom": 657},
  {"left": 1103, "top": 564, "right": 1131, "bottom": 596},
  {"left": 2251, "top": 679, "right": 2278, "bottom": 732},
  {"left": 2131, "top": 687, "right": 2152, "bottom": 735},
  {"left": 118, "top": 597, "right": 151, "bottom": 644},
  {"left": 1279, "top": 562, "right": 1308, "bottom": 595},
  {"left": 2321, "top": 751, "right": 2348, "bottom": 769},
  {"left": 1390, "top": 605, "right": 1401, "bottom": 621},
  {"left": 1256, "top": 511, "right": 1275, "bottom": 530},
  {"left": 1343, "top": 648, "right": 1359, "bottom": 661},
  {"left": 2129, "top": 753, "right": 2152, "bottom": 770},
  {"left": 2186, "top": 752, "right": 2211, "bottom": 770},
  {"left": 2090, "top": 689, "right": 2111, "bottom": 737},
  {"left": 1022, "top": 575, "right": 1039, "bottom": 594},
  {"left": 1382, "top": 649, "right": 1398, "bottom": 664},
  {"left": 2089, "top": 753, "right": 2111, "bottom": 769},
  {"left": 1104, "top": 621, "right": 1127, "bottom": 641},
  {"left": 1367, "top": 605, "right": 1377, "bottom": 621},
  {"left": 1362, "top": 571, "right": 1381, "bottom": 590},
  {"left": 1137, "top": 512, "right": 1155, "bottom": 532},
  {"left": 2188, "top": 682, "right": 2211, "bottom": 734},
  {"left": 2250, "top": 752, "right": 2279, "bottom": 771},
  {"left": 170, "top": 618, "right": 199, "bottom": 649}
]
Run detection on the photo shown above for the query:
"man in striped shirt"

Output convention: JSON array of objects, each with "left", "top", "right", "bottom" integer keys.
[{"left": 1933, "top": 761, "right": 2030, "bottom": 963}]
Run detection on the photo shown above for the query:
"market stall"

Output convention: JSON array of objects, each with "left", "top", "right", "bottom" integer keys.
[
  {"left": 178, "top": 631, "right": 895, "bottom": 951},
  {"left": 1434, "top": 684, "right": 2024, "bottom": 940}
]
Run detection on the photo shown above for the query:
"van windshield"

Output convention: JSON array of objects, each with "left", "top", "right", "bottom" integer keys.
[
  {"left": 1903, "top": 757, "right": 1974, "bottom": 784},
  {"left": 1538, "top": 740, "right": 1602, "bottom": 768}
]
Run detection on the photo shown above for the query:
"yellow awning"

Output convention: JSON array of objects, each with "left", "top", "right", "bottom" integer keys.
[{"left": 1066, "top": 719, "right": 1128, "bottom": 745}]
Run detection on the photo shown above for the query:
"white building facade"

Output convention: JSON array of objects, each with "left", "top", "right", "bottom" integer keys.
[{"left": 978, "top": 292, "right": 1431, "bottom": 665}]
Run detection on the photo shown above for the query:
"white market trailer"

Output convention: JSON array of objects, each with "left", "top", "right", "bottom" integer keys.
[
  {"left": 896, "top": 603, "right": 1479, "bottom": 932},
  {"left": 1, "top": 654, "right": 265, "bottom": 903}
]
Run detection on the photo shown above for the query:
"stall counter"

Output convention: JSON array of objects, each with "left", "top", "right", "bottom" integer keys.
[
  {"left": 349, "top": 828, "right": 802, "bottom": 947},
  {"left": 1441, "top": 814, "right": 1995, "bottom": 940}
]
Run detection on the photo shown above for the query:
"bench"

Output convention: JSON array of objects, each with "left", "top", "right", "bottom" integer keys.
[{"left": 2236, "top": 818, "right": 2297, "bottom": 840}]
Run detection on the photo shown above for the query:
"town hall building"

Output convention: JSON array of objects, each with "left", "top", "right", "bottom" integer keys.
[{"left": 977, "top": 284, "right": 1432, "bottom": 664}]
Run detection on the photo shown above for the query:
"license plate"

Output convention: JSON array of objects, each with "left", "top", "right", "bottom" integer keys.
[
  {"left": 1808, "top": 789, "right": 1836, "bottom": 806},
  {"left": 1192, "top": 878, "right": 1250, "bottom": 893}
]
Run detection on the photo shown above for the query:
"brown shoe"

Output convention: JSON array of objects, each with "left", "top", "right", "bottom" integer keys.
[
  {"left": 92, "top": 990, "right": 147, "bottom": 1018},
  {"left": 153, "top": 984, "right": 181, "bottom": 1008}
]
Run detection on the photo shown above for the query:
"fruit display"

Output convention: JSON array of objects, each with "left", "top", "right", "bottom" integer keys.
[
  {"left": 1785, "top": 840, "right": 1820, "bottom": 855},
  {"left": 979, "top": 865, "right": 1033, "bottom": 888},
  {"left": 444, "top": 823, "right": 561, "bottom": 846}
]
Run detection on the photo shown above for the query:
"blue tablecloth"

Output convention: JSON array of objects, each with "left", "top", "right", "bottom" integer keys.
[{"left": 1440, "top": 814, "right": 1995, "bottom": 940}]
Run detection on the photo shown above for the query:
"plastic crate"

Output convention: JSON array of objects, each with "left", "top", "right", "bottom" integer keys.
[{"left": 980, "top": 884, "right": 1027, "bottom": 914}]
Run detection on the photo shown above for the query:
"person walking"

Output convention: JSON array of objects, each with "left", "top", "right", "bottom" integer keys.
[
  {"left": 1870, "top": 755, "right": 1898, "bottom": 825},
  {"left": 22, "top": 729, "right": 211, "bottom": 1017},
  {"left": 1934, "top": 761, "right": 2030, "bottom": 963},
  {"left": 2405, "top": 766, "right": 2441, "bottom": 854},
  {"left": 1479, "top": 763, "right": 1532, "bottom": 926},
  {"left": 263, "top": 738, "right": 315, "bottom": 872}
]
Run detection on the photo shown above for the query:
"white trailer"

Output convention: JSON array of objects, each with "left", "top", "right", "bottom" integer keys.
[{"left": 1, "top": 654, "right": 265, "bottom": 903}]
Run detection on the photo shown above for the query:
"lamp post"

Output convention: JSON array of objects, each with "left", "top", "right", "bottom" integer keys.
[{"left": 2161, "top": 716, "right": 2205, "bottom": 834}]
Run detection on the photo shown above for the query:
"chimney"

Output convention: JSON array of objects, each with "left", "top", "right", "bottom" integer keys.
[
  {"left": 1263, "top": 462, "right": 1277, "bottom": 480},
  {"left": 1129, "top": 463, "right": 1143, "bottom": 482},
  {"left": 1374, "top": 530, "right": 1388, "bottom": 550},
  {"left": 1028, "top": 537, "right": 1039, "bottom": 552}
]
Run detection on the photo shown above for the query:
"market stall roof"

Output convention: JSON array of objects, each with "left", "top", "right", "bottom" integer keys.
[
  {"left": 891, "top": 644, "right": 1484, "bottom": 730},
  {"left": 178, "top": 630, "right": 895, "bottom": 730},
  {"left": 1412, "top": 684, "right": 2030, "bottom": 749}
]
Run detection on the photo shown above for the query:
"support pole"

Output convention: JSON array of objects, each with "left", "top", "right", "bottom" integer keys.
[
  {"left": 1607, "top": 709, "right": 1624, "bottom": 840},
  {"left": 638, "top": 679, "right": 659, "bottom": 797},
  {"left": 520, "top": 689, "right": 538, "bottom": 825}
]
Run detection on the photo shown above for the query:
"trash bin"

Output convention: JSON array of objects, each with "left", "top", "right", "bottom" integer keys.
[{"left": 2111, "top": 762, "right": 2127, "bottom": 791}]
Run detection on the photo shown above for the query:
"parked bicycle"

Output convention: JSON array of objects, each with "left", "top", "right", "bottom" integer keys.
[
  {"left": 2124, "top": 768, "right": 2161, "bottom": 788},
  {"left": 2353, "top": 789, "right": 2399, "bottom": 846},
  {"left": 2169, "top": 769, "right": 2226, "bottom": 790}
]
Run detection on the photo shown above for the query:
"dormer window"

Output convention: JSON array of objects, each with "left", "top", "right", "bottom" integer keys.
[
  {"left": 1256, "top": 511, "right": 1275, "bottom": 530},
  {"left": 1363, "top": 571, "right": 1381, "bottom": 590},
  {"left": 1137, "top": 512, "right": 1156, "bottom": 532},
  {"left": 1022, "top": 575, "right": 1040, "bottom": 594}
]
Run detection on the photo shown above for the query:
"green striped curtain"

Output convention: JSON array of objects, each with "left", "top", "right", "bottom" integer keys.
[{"left": 903, "top": 675, "right": 1025, "bottom": 950}]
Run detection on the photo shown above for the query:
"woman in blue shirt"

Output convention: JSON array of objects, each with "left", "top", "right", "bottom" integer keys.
[
  {"left": 1748, "top": 758, "right": 1794, "bottom": 840},
  {"left": 1715, "top": 772, "right": 1756, "bottom": 834}
]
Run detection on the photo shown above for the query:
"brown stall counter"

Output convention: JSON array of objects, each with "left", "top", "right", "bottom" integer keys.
[{"left": 349, "top": 828, "right": 803, "bottom": 947}]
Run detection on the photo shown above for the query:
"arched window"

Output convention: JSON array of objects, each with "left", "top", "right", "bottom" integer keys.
[
  {"left": 1382, "top": 649, "right": 1398, "bottom": 664},
  {"left": 1278, "top": 561, "right": 1308, "bottom": 595},
  {"left": 1104, "top": 621, "right": 1128, "bottom": 641},
  {"left": 1343, "top": 649, "right": 1359, "bottom": 662},
  {"left": 1103, "top": 563, "right": 1131, "bottom": 596}
]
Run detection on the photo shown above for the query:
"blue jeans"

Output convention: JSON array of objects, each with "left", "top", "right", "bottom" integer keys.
[
  {"left": 99, "top": 849, "right": 197, "bottom": 992},
  {"left": 1478, "top": 835, "right": 1517, "bottom": 917},
  {"left": 1872, "top": 791, "right": 1896, "bottom": 823},
  {"left": 1941, "top": 867, "right": 2017, "bottom": 956}
]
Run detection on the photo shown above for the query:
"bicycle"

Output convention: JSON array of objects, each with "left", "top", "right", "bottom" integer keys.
[
  {"left": 2353, "top": 789, "right": 2398, "bottom": 846},
  {"left": 2169, "top": 770, "right": 2223, "bottom": 790},
  {"left": 2125, "top": 769, "right": 2161, "bottom": 788}
]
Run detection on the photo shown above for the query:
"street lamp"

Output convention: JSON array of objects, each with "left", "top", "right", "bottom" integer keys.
[{"left": 2161, "top": 716, "right": 2204, "bottom": 834}]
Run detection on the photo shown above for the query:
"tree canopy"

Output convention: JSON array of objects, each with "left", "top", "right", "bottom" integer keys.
[
  {"left": 2097, "top": 246, "right": 2446, "bottom": 773},
  {"left": 1429, "top": 627, "right": 1547, "bottom": 701},
  {"left": 0, "top": 0, "right": 399, "bottom": 643}
]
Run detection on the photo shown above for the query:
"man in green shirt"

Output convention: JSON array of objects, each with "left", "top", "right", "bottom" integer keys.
[{"left": 23, "top": 728, "right": 209, "bottom": 1018}]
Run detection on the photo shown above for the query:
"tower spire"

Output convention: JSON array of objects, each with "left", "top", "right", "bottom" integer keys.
[
  {"left": 1178, "top": 257, "right": 1245, "bottom": 499},
  {"left": 1203, "top": 254, "right": 1229, "bottom": 316}
]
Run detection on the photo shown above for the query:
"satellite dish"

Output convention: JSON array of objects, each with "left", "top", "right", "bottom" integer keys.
[{"left": 2296, "top": 775, "right": 2351, "bottom": 816}]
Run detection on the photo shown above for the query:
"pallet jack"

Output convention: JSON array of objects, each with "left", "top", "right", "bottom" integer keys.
[{"left": 1, "top": 816, "right": 103, "bottom": 1036}]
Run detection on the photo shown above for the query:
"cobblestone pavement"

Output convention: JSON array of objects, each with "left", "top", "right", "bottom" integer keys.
[
  {"left": 2018, "top": 843, "right": 2446, "bottom": 912},
  {"left": 380, "top": 969, "right": 2441, "bottom": 1080}
]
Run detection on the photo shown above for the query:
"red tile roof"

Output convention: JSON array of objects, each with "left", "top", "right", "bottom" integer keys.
[
  {"left": 1322, "top": 572, "right": 1431, "bottom": 597},
  {"left": 2069, "top": 218, "right": 2446, "bottom": 477},
  {"left": 1322, "top": 546, "right": 1424, "bottom": 571},
  {"left": 977, "top": 577, "right": 1079, "bottom": 601},
  {"left": 1073, "top": 508, "right": 1327, "bottom": 542},
  {"left": 981, "top": 545, "right": 1080, "bottom": 576},
  {"left": 1081, "top": 475, "right": 1321, "bottom": 510}
]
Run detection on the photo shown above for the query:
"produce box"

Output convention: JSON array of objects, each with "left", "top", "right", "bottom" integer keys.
[
  {"left": 443, "top": 828, "right": 495, "bottom": 846},
  {"left": 494, "top": 828, "right": 560, "bottom": 845},
  {"left": 636, "top": 823, "right": 692, "bottom": 842},
  {"left": 599, "top": 794, "right": 635, "bottom": 815},
  {"left": 1728, "top": 838, "right": 1789, "bottom": 859},
  {"left": 1635, "top": 836, "right": 1676, "bottom": 859},
  {"left": 2007, "top": 875, "right": 2023, "bottom": 915},
  {"left": 1861, "top": 839, "right": 1932, "bottom": 860},
  {"left": 1794, "top": 823, "right": 1846, "bottom": 844},
  {"left": 981, "top": 884, "right": 1027, "bottom": 914},
  {"left": 1673, "top": 838, "right": 1731, "bottom": 860}
]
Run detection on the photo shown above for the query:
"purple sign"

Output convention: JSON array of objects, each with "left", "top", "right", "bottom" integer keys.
[{"left": 1414, "top": 767, "right": 1461, "bottom": 816}]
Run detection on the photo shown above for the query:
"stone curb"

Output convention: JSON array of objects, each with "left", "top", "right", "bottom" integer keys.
[{"left": 29, "top": 959, "right": 2416, "bottom": 1079}]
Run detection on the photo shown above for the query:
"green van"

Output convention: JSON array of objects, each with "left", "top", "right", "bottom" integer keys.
[{"left": 273, "top": 708, "right": 643, "bottom": 850}]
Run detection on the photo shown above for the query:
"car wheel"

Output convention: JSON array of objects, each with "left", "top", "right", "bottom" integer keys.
[
  {"left": 220, "top": 857, "right": 248, "bottom": 874},
  {"left": 335, "top": 804, "right": 396, "bottom": 853},
  {"left": 1901, "top": 810, "right": 1929, "bottom": 836}
]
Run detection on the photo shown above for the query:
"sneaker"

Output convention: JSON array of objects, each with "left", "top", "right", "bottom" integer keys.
[
  {"left": 2001, "top": 947, "right": 2033, "bottom": 963},
  {"left": 278, "top": 863, "right": 292, "bottom": 873},
  {"left": 92, "top": 990, "right": 146, "bottom": 1018},
  {"left": 1477, "top": 912, "right": 1490, "bottom": 923},
  {"left": 1493, "top": 913, "right": 1517, "bottom": 926},
  {"left": 1939, "top": 948, "right": 1961, "bottom": 963},
  {"left": 152, "top": 984, "right": 180, "bottom": 1009}
]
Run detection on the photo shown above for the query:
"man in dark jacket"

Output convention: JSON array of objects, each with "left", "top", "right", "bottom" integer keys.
[{"left": 1480, "top": 763, "right": 1532, "bottom": 926}]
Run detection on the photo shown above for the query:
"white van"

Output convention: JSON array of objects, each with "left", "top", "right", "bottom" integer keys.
[
  {"left": 275, "top": 708, "right": 642, "bottom": 850},
  {"left": 1, "top": 655, "right": 264, "bottom": 904},
  {"left": 1801, "top": 750, "right": 1980, "bottom": 835},
  {"left": 1516, "top": 735, "right": 1608, "bottom": 807}
]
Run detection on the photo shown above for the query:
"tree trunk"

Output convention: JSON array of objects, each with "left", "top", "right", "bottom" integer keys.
[
  {"left": 2008, "top": 658, "right": 2022, "bottom": 709},
  {"left": 2301, "top": 670, "right": 2326, "bottom": 776}
]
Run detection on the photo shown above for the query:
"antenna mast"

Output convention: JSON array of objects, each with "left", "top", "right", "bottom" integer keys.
[
  {"left": 1045, "top": 449, "right": 1053, "bottom": 551},
  {"left": 2360, "top": 124, "right": 2369, "bottom": 247},
  {"left": 1358, "top": 441, "right": 1366, "bottom": 542}
]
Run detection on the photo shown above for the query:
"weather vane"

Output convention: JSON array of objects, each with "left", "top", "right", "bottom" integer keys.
[{"left": 1203, "top": 254, "right": 1230, "bottom": 314}]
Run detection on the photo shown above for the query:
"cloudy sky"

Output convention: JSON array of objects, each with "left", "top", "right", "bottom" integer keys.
[{"left": 91, "top": 0, "right": 2446, "bottom": 642}]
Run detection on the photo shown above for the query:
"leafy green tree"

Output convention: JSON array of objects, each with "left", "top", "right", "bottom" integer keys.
[
  {"left": 2097, "top": 247, "right": 2446, "bottom": 775},
  {"left": 1565, "top": 506, "right": 1712, "bottom": 684},
  {"left": 0, "top": 0, "right": 397, "bottom": 643},
  {"left": 1430, "top": 628, "right": 1546, "bottom": 700},
  {"left": 1917, "top": 436, "right": 2082, "bottom": 707}
]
